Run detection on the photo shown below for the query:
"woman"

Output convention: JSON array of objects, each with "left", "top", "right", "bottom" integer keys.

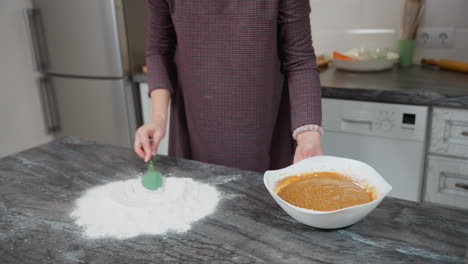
[{"left": 134, "top": 0, "right": 323, "bottom": 172}]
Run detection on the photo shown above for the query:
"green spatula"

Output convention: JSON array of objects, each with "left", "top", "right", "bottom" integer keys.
[{"left": 142, "top": 160, "right": 163, "bottom": 190}]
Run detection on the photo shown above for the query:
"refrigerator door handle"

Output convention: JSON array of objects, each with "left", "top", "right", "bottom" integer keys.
[
  {"left": 39, "top": 78, "right": 61, "bottom": 133},
  {"left": 26, "top": 8, "right": 48, "bottom": 71}
]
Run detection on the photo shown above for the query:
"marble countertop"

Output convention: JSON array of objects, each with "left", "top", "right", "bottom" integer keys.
[
  {"left": 1, "top": 138, "right": 467, "bottom": 263},
  {"left": 320, "top": 66, "right": 468, "bottom": 108},
  {"left": 133, "top": 65, "right": 468, "bottom": 108}
]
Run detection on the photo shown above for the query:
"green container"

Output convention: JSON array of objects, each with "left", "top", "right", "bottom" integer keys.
[{"left": 398, "top": 39, "right": 416, "bottom": 67}]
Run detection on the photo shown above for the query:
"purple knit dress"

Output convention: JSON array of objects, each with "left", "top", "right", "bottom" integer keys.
[{"left": 146, "top": 0, "right": 321, "bottom": 172}]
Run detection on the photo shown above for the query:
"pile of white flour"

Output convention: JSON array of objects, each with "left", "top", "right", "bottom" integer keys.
[{"left": 70, "top": 177, "right": 219, "bottom": 239}]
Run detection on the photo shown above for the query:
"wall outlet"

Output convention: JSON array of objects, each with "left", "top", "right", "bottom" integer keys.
[{"left": 417, "top": 27, "right": 455, "bottom": 48}]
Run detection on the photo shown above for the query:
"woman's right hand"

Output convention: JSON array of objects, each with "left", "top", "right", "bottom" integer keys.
[{"left": 134, "top": 117, "right": 166, "bottom": 162}]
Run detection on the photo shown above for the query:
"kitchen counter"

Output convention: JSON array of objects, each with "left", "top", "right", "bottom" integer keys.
[
  {"left": 1, "top": 138, "right": 467, "bottom": 263},
  {"left": 133, "top": 65, "right": 468, "bottom": 108},
  {"left": 320, "top": 66, "right": 468, "bottom": 107}
]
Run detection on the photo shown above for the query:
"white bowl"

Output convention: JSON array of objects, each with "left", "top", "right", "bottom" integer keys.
[
  {"left": 333, "top": 58, "right": 397, "bottom": 72},
  {"left": 264, "top": 156, "right": 392, "bottom": 229}
]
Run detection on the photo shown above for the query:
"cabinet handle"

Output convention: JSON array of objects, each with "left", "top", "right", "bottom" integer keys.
[
  {"left": 462, "top": 131, "right": 468, "bottom": 136},
  {"left": 39, "top": 78, "right": 61, "bottom": 133},
  {"left": 455, "top": 183, "right": 468, "bottom": 190},
  {"left": 26, "top": 8, "right": 48, "bottom": 71}
]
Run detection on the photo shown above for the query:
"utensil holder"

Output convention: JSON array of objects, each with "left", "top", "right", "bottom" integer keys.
[{"left": 398, "top": 39, "right": 416, "bottom": 67}]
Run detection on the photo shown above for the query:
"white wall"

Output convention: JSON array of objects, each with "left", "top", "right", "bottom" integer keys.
[
  {"left": 310, "top": 0, "right": 468, "bottom": 61},
  {"left": 0, "top": 0, "right": 53, "bottom": 158}
]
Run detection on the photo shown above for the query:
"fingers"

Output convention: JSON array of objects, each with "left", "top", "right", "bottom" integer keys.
[
  {"left": 150, "top": 130, "right": 164, "bottom": 155},
  {"left": 301, "top": 144, "right": 312, "bottom": 157},
  {"left": 140, "top": 133, "right": 152, "bottom": 162},
  {"left": 293, "top": 148, "right": 303, "bottom": 164},
  {"left": 134, "top": 122, "right": 166, "bottom": 161},
  {"left": 134, "top": 128, "right": 152, "bottom": 162},
  {"left": 293, "top": 144, "right": 313, "bottom": 164},
  {"left": 134, "top": 134, "right": 145, "bottom": 159}
]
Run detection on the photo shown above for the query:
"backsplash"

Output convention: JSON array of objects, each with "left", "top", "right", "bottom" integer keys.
[{"left": 310, "top": 0, "right": 468, "bottom": 62}]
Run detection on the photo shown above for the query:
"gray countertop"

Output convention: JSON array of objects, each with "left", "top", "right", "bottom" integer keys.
[
  {"left": 1, "top": 138, "right": 467, "bottom": 263},
  {"left": 133, "top": 65, "right": 468, "bottom": 108},
  {"left": 320, "top": 66, "right": 468, "bottom": 107}
]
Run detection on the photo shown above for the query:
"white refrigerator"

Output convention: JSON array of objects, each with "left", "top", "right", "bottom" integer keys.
[{"left": 27, "top": 0, "right": 141, "bottom": 148}]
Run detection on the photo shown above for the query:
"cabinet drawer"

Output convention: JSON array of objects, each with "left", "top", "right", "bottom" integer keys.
[
  {"left": 430, "top": 107, "right": 468, "bottom": 158},
  {"left": 424, "top": 155, "right": 468, "bottom": 210}
]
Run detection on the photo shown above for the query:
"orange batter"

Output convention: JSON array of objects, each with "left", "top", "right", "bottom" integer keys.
[{"left": 275, "top": 172, "right": 374, "bottom": 211}]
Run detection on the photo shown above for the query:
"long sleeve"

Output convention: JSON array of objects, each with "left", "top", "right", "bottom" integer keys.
[
  {"left": 278, "top": 0, "right": 322, "bottom": 129},
  {"left": 146, "top": 0, "right": 177, "bottom": 95}
]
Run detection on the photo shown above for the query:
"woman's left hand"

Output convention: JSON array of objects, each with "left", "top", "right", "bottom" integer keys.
[{"left": 293, "top": 131, "right": 323, "bottom": 163}]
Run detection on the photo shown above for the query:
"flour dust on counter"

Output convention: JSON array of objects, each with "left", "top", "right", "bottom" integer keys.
[{"left": 70, "top": 176, "right": 219, "bottom": 239}]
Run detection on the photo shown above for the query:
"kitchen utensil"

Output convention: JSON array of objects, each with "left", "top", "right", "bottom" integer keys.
[
  {"left": 142, "top": 160, "right": 163, "bottom": 191},
  {"left": 264, "top": 156, "right": 392, "bottom": 229},
  {"left": 398, "top": 0, "right": 424, "bottom": 67},
  {"left": 421, "top": 58, "right": 468, "bottom": 73},
  {"left": 410, "top": 2, "right": 425, "bottom": 40},
  {"left": 400, "top": 0, "right": 425, "bottom": 40}
]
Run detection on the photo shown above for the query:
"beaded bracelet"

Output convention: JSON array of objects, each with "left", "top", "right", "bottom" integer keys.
[{"left": 292, "top": 124, "right": 324, "bottom": 140}]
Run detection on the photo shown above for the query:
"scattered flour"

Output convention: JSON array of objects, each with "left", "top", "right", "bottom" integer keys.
[
  {"left": 70, "top": 177, "right": 219, "bottom": 239},
  {"left": 209, "top": 174, "right": 243, "bottom": 185}
]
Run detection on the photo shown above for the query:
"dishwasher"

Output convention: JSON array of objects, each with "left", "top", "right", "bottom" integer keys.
[{"left": 322, "top": 98, "right": 428, "bottom": 201}]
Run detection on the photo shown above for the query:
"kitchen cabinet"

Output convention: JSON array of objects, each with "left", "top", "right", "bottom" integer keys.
[
  {"left": 425, "top": 155, "right": 468, "bottom": 210},
  {"left": 425, "top": 107, "right": 468, "bottom": 209},
  {"left": 429, "top": 107, "right": 468, "bottom": 158}
]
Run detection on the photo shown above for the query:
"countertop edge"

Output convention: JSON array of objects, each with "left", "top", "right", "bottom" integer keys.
[{"left": 132, "top": 69, "right": 468, "bottom": 108}]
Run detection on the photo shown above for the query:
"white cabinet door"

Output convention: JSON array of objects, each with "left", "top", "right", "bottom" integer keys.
[
  {"left": 424, "top": 155, "right": 468, "bottom": 210},
  {"left": 139, "top": 83, "right": 170, "bottom": 155},
  {"left": 430, "top": 107, "right": 468, "bottom": 158}
]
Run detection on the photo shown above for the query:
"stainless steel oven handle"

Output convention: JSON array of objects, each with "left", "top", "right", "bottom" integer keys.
[
  {"left": 39, "top": 78, "right": 60, "bottom": 133},
  {"left": 26, "top": 8, "right": 48, "bottom": 71}
]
